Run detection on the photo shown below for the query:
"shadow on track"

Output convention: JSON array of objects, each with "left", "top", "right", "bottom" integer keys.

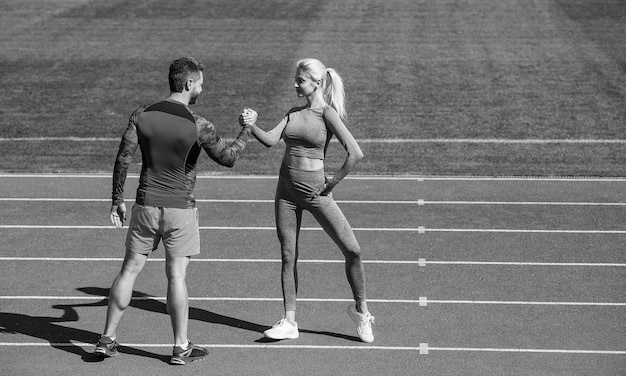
[
  {"left": 77, "top": 287, "right": 360, "bottom": 343},
  {"left": 254, "top": 329, "right": 360, "bottom": 344},
  {"left": 0, "top": 306, "right": 163, "bottom": 363},
  {"left": 0, "top": 286, "right": 273, "bottom": 364},
  {"left": 76, "top": 287, "right": 269, "bottom": 334}
]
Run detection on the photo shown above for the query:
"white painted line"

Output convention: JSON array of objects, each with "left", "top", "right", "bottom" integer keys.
[
  {"left": 0, "top": 137, "right": 120, "bottom": 142},
  {"left": 2, "top": 257, "right": 624, "bottom": 267},
  {"left": 425, "top": 300, "right": 626, "bottom": 306},
  {"left": 0, "top": 257, "right": 414, "bottom": 265},
  {"left": 0, "top": 197, "right": 626, "bottom": 206},
  {"left": 426, "top": 347, "right": 626, "bottom": 355},
  {"left": 1, "top": 296, "right": 624, "bottom": 306},
  {"left": 2, "top": 198, "right": 625, "bottom": 206},
  {"left": 423, "top": 228, "right": 626, "bottom": 234},
  {"left": 419, "top": 260, "right": 626, "bottom": 267},
  {"left": 0, "top": 174, "right": 277, "bottom": 179},
  {"left": 0, "top": 342, "right": 426, "bottom": 351},
  {"left": 353, "top": 138, "right": 626, "bottom": 144},
  {"left": 419, "top": 201, "right": 626, "bottom": 206},
  {"left": 419, "top": 343, "right": 429, "bottom": 354},
  {"left": 2, "top": 137, "right": 626, "bottom": 144},
  {"left": 0, "top": 198, "right": 111, "bottom": 202},
  {"left": 2, "top": 225, "right": 626, "bottom": 234},
  {"left": 1, "top": 174, "right": 625, "bottom": 181},
  {"left": 0, "top": 342, "right": 624, "bottom": 355},
  {"left": 0, "top": 225, "right": 117, "bottom": 229}
]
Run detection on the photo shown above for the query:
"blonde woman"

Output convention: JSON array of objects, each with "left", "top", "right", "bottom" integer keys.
[{"left": 242, "top": 58, "right": 374, "bottom": 343}]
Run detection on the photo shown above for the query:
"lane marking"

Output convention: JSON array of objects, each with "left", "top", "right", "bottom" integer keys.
[
  {"left": 416, "top": 201, "right": 626, "bottom": 206},
  {"left": 423, "top": 229, "right": 626, "bottom": 234},
  {"left": 2, "top": 257, "right": 624, "bottom": 267},
  {"left": 2, "top": 225, "right": 625, "bottom": 234},
  {"left": 425, "top": 300, "right": 626, "bottom": 306},
  {"left": 1, "top": 174, "right": 625, "bottom": 181},
  {"left": 0, "top": 342, "right": 624, "bottom": 354},
  {"left": 2, "top": 198, "right": 625, "bottom": 206},
  {"left": 420, "top": 260, "right": 626, "bottom": 267},
  {"left": 1, "top": 296, "right": 624, "bottom": 306},
  {"left": 427, "top": 346, "right": 626, "bottom": 355},
  {"left": 2, "top": 137, "right": 626, "bottom": 144}
]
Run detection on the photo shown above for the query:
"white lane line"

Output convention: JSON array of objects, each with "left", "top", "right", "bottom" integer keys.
[
  {"left": 422, "top": 261, "right": 626, "bottom": 267},
  {"left": 418, "top": 201, "right": 626, "bottom": 206},
  {"left": 1, "top": 174, "right": 625, "bottom": 181},
  {"left": 2, "top": 225, "right": 626, "bottom": 234},
  {"left": 1, "top": 198, "right": 625, "bottom": 206},
  {"left": 1, "top": 296, "right": 624, "bottom": 306},
  {"left": 425, "top": 346, "right": 626, "bottom": 355},
  {"left": 424, "top": 300, "right": 626, "bottom": 306},
  {"left": 422, "top": 228, "right": 626, "bottom": 234},
  {"left": 0, "top": 342, "right": 624, "bottom": 355},
  {"left": 0, "top": 198, "right": 112, "bottom": 202},
  {"left": 2, "top": 137, "right": 626, "bottom": 144},
  {"left": 1, "top": 257, "right": 624, "bottom": 267}
]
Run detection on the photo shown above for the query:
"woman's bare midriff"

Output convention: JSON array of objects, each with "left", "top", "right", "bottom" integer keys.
[{"left": 283, "top": 154, "right": 324, "bottom": 171}]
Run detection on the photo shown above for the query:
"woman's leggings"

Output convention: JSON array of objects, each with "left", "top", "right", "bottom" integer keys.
[{"left": 275, "top": 163, "right": 366, "bottom": 312}]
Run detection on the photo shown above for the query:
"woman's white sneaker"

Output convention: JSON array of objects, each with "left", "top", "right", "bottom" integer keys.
[
  {"left": 263, "top": 318, "right": 299, "bottom": 340},
  {"left": 347, "top": 305, "right": 375, "bottom": 343}
]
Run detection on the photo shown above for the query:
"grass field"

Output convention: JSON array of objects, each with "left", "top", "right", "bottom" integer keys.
[{"left": 0, "top": 0, "right": 625, "bottom": 175}]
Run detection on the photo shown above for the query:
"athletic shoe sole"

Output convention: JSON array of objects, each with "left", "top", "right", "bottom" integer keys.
[{"left": 263, "top": 330, "right": 299, "bottom": 340}]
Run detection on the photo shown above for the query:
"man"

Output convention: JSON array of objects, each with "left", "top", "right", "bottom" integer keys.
[{"left": 94, "top": 56, "right": 251, "bottom": 365}]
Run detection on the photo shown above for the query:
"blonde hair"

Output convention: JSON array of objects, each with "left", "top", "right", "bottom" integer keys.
[{"left": 296, "top": 58, "right": 347, "bottom": 120}]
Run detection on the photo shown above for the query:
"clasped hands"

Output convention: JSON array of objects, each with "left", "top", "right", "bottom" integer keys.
[{"left": 239, "top": 108, "right": 257, "bottom": 128}]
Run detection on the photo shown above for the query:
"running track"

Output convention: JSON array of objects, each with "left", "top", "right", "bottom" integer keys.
[{"left": 1, "top": 174, "right": 625, "bottom": 376}]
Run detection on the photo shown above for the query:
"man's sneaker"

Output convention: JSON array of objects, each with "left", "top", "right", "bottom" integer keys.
[
  {"left": 170, "top": 341, "right": 209, "bottom": 365},
  {"left": 263, "top": 318, "right": 299, "bottom": 340},
  {"left": 347, "top": 304, "right": 375, "bottom": 343},
  {"left": 94, "top": 335, "right": 119, "bottom": 358}
]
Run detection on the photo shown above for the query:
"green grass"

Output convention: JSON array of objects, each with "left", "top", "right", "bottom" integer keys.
[{"left": 1, "top": 0, "right": 625, "bottom": 175}]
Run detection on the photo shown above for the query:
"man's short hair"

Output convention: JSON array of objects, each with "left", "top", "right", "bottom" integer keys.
[{"left": 169, "top": 57, "right": 204, "bottom": 93}]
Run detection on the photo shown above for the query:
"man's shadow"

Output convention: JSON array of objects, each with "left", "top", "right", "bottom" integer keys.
[
  {"left": 0, "top": 287, "right": 270, "bottom": 364},
  {"left": 0, "top": 304, "right": 164, "bottom": 363}
]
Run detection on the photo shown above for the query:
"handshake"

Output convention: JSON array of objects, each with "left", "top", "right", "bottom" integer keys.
[{"left": 239, "top": 108, "right": 258, "bottom": 128}]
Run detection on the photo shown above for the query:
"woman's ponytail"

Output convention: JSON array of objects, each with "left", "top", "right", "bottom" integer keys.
[{"left": 324, "top": 68, "right": 346, "bottom": 120}]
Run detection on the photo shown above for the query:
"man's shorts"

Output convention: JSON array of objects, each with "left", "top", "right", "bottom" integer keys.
[{"left": 125, "top": 204, "right": 200, "bottom": 257}]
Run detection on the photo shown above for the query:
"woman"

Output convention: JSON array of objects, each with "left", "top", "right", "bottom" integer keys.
[{"left": 241, "top": 58, "right": 374, "bottom": 343}]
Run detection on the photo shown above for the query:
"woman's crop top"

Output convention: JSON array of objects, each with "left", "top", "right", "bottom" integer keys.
[{"left": 282, "top": 105, "right": 336, "bottom": 159}]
